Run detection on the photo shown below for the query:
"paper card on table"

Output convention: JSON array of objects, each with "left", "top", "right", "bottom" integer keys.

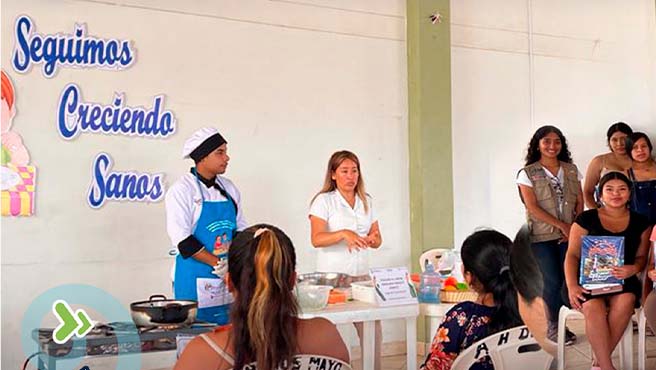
[
  {"left": 369, "top": 267, "right": 418, "bottom": 306},
  {"left": 196, "top": 278, "right": 234, "bottom": 308}
]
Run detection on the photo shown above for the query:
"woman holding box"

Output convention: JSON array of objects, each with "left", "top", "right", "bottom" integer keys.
[{"left": 564, "top": 172, "right": 650, "bottom": 370}]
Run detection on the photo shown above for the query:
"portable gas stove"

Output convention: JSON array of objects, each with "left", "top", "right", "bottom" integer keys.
[{"left": 30, "top": 321, "right": 216, "bottom": 370}]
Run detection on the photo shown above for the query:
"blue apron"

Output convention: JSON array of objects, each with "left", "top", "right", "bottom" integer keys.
[
  {"left": 174, "top": 172, "right": 236, "bottom": 324},
  {"left": 629, "top": 169, "right": 656, "bottom": 224}
]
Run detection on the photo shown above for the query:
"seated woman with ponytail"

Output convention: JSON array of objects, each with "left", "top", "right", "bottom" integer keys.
[
  {"left": 175, "top": 224, "right": 350, "bottom": 370},
  {"left": 421, "top": 230, "right": 523, "bottom": 370}
]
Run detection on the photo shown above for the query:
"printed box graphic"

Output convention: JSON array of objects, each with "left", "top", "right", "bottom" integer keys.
[{"left": 1, "top": 164, "right": 36, "bottom": 216}]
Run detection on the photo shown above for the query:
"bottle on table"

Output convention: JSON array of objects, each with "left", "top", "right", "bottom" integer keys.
[{"left": 419, "top": 262, "right": 441, "bottom": 303}]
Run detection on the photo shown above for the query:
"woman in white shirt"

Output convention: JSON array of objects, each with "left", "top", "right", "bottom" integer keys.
[
  {"left": 516, "top": 125, "right": 584, "bottom": 346},
  {"left": 309, "top": 150, "right": 382, "bottom": 370},
  {"left": 309, "top": 151, "right": 381, "bottom": 274}
]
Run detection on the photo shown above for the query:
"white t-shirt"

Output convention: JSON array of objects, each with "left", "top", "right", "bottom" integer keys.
[
  {"left": 197, "top": 333, "right": 352, "bottom": 370},
  {"left": 309, "top": 190, "right": 376, "bottom": 276},
  {"left": 516, "top": 166, "right": 582, "bottom": 213},
  {"left": 237, "top": 355, "right": 351, "bottom": 370},
  {"left": 166, "top": 173, "right": 247, "bottom": 280}
]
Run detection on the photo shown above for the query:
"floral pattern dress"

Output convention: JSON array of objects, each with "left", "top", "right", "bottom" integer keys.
[{"left": 421, "top": 301, "right": 496, "bottom": 370}]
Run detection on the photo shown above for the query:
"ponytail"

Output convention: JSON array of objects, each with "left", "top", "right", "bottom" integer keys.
[
  {"left": 487, "top": 267, "right": 522, "bottom": 334},
  {"left": 229, "top": 225, "right": 299, "bottom": 370},
  {"left": 460, "top": 229, "right": 522, "bottom": 335}
]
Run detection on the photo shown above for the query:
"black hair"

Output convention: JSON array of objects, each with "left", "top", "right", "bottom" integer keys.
[
  {"left": 598, "top": 171, "right": 632, "bottom": 199},
  {"left": 460, "top": 229, "right": 522, "bottom": 334},
  {"left": 228, "top": 224, "right": 298, "bottom": 370},
  {"left": 509, "top": 225, "right": 543, "bottom": 303},
  {"left": 606, "top": 122, "right": 633, "bottom": 143},
  {"left": 524, "top": 125, "right": 573, "bottom": 166},
  {"left": 625, "top": 132, "right": 653, "bottom": 160}
]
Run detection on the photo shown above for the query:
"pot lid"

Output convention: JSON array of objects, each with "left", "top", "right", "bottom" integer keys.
[{"left": 130, "top": 295, "right": 197, "bottom": 309}]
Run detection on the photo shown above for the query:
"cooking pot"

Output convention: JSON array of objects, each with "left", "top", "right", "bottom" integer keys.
[{"left": 130, "top": 294, "right": 197, "bottom": 327}]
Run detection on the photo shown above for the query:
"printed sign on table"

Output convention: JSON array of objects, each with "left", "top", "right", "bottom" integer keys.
[{"left": 369, "top": 267, "right": 418, "bottom": 306}]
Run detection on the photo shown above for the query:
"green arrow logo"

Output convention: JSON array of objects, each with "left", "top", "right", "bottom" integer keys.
[{"left": 52, "top": 300, "right": 94, "bottom": 344}]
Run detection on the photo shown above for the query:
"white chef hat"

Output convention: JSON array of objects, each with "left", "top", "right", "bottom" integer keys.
[{"left": 182, "top": 127, "right": 227, "bottom": 161}]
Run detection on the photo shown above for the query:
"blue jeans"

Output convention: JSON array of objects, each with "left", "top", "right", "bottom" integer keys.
[{"left": 531, "top": 240, "right": 568, "bottom": 323}]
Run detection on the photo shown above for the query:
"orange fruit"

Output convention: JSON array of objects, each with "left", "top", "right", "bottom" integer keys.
[{"left": 443, "top": 277, "right": 458, "bottom": 287}]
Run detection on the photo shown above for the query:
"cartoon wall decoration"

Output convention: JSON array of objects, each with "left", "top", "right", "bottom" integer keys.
[{"left": 1, "top": 70, "right": 37, "bottom": 216}]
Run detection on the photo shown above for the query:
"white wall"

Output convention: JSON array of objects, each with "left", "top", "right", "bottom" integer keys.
[
  {"left": 451, "top": 0, "right": 656, "bottom": 249},
  {"left": 5, "top": 1, "right": 655, "bottom": 368},
  {"left": 0, "top": 1, "right": 409, "bottom": 368}
]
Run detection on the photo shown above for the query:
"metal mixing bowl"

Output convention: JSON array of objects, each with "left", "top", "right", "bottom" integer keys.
[{"left": 297, "top": 272, "right": 370, "bottom": 288}]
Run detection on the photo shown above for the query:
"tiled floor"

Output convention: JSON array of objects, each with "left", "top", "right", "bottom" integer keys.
[
  {"left": 552, "top": 318, "right": 656, "bottom": 370},
  {"left": 352, "top": 318, "right": 656, "bottom": 370}
]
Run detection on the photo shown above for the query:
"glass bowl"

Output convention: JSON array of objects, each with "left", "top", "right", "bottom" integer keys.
[{"left": 295, "top": 284, "right": 332, "bottom": 311}]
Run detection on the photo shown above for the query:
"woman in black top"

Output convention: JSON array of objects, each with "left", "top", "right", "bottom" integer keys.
[{"left": 564, "top": 172, "right": 650, "bottom": 370}]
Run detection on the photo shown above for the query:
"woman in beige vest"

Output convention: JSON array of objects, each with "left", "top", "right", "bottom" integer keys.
[
  {"left": 583, "top": 122, "right": 633, "bottom": 209},
  {"left": 516, "top": 125, "right": 583, "bottom": 345},
  {"left": 174, "top": 224, "right": 350, "bottom": 370}
]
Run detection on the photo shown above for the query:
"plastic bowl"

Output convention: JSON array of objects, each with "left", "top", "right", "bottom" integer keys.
[{"left": 295, "top": 284, "right": 332, "bottom": 311}]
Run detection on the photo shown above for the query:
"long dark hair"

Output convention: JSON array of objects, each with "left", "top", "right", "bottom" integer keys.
[
  {"left": 460, "top": 229, "right": 522, "bottom": 334},
  {"left": 311, "top": 150, "right": 369, "bottom": 212},
  {"left": 524, "top": 125, "right": 573, "bottom": 166},
  {"left": 510, "top": 226, "right": 543, "bottom": 304},
  {"left": 228, "top": 224, "right": 298, "bottom": 370}
]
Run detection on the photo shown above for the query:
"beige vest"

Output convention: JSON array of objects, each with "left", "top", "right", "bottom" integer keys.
[{"left": 523, "top": 162, "right": 580, "bottom": 243}]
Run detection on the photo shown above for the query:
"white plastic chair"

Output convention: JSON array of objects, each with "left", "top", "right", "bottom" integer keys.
[
  {"left": 451, "top": 325, "right": 553, "bottom": 370},
  {"left": 419, "top": 248, "right": 449, "bottom": 272},
  {"left": 557, "top": 306, "right": 642, "bottom": 370},
  {"left": 636, "top": 308, "right": 647, "bottom": 370}
]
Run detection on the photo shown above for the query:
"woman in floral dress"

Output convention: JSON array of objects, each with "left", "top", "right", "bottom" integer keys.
[{"left": 421, "top": 230, "right": 522, "bottom": 370}]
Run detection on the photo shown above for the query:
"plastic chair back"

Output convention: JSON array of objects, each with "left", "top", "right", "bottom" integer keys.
[
  {"left": 419, "top": 248, "right": 449, "bottom": 272},
  {"left": 451, "top": 325, "right": 553, "bottom": 370}
]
